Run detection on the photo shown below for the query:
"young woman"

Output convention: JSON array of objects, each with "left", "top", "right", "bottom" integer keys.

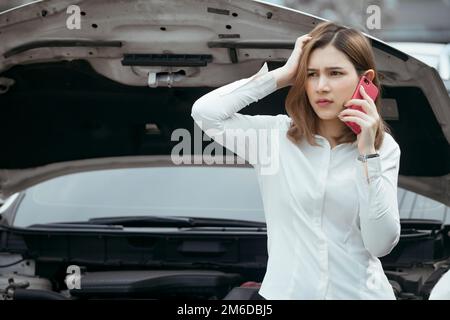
[{"left": 191, "top": 21, "right": 401, "bottom": 300}]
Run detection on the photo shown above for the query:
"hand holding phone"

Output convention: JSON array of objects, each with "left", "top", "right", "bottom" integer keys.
[{"left": 343, "top": 75, "right": 379, "bottom": 135}]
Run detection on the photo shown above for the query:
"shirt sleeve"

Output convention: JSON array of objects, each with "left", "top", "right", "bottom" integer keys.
[
  {"left": 190, "top": 62, "right": 279, "bottom": 165},
  {"left": 354, "top": 134, "right": 402, "bottom": 257}
]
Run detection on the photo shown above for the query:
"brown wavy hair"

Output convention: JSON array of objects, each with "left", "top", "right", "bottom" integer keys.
[{"left": 285, "top": 21, "right": 391, "bottom": 150}]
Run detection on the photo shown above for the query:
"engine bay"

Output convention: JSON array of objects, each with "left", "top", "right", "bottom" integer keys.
[{"left": 1, "top": 220, "right": 449, "bottom": 300}]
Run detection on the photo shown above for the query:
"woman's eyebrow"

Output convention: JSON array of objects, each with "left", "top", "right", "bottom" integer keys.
[{"left": 307, "top": 67, "right": 345, "bottom": 71}]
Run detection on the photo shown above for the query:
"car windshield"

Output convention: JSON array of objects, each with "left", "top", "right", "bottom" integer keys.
[
  {"left": 12, "top": 166, "right": 266, "bottom": 227},
  {"left": 11, "top": 166, "right": 450, "bottom": 228}
]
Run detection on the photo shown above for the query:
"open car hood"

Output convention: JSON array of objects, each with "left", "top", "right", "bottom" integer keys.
[{"left": 0, "top": 0, "right": 449, "bottom": 207}]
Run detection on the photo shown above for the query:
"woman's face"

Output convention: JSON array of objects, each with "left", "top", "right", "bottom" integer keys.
[{"left": 305, "top": 44, "right": 361, "bottom": 122}]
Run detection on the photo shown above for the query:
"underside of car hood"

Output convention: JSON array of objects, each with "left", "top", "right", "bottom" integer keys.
[{"left": 0, "top": 0, "right": 449, "bottom": 206}]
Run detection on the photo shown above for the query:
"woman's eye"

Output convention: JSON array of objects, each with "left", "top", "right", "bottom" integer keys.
[
  {"left": 307, "top": 73, "right": 317, "bottom": 77},
  {"left": 330, "top": 71, "right": 342, "bottom": 76}
]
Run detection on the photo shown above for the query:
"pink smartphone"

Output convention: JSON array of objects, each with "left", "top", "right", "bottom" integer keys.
[{"left": 344, "top": 75, "right": 379, "bottom": 135}]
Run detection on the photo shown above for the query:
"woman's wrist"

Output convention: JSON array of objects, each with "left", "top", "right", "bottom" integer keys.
[
  {"left": 359, "top": 147, "right": 377, "bottom": 155},
  {"left": 270, "top": 67, "right": 294, "bottom": 89}
]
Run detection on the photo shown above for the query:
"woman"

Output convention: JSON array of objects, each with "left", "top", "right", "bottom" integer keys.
[{"left": 191, "top": 21, "right": 401, "bottom": 300}]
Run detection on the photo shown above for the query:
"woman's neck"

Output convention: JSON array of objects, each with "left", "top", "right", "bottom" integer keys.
[{"left": 317, "top": 119, "right": 347, "bottom": 147}]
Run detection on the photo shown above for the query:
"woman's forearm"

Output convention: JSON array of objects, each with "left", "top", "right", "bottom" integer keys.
[{"left": 355, "top": 140, "right": 401, "bottom": 257}]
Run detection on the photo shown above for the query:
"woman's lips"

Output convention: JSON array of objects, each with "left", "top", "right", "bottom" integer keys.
[{"left": 316, "top": 99, "right": 333, "bottom": 107}]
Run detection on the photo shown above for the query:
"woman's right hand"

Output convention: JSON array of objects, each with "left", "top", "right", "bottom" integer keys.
[{"left": 272, "top": 34, "right": 313, "bottom": 88}]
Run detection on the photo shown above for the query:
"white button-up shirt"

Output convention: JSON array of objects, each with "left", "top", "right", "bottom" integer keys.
[
  {"left": 191, "top": 62, "right": 401, "bottom": 300},
  {"left": 429, "top": 270, "right": 450, "bottom": 299}
]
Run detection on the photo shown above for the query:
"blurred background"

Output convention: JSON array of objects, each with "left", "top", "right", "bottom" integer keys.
[{"left": 268, "top": 0, "right": 450, "bottom": 43}]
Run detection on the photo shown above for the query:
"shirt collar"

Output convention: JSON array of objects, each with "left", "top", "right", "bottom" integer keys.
[{"left": 314, "top": 134, "right": 358, "bottom": 148}]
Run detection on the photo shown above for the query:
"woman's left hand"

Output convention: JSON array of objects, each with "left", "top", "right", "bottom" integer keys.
[{"left": 338, "top": 85, "right": 380, "bottom": 155}]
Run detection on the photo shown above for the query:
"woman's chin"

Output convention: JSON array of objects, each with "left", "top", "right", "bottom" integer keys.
[{"left": 316, "top": 112, "right": 340, "bottom": 121}]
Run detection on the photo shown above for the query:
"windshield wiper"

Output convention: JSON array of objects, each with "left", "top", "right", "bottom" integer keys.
[
  {"left": 87, "top": 216, "right": 266, "bottom": 228},
  {"left": 30, "top": 216, "right": 266, "bottom": 228},
  {"left": 27, "top": 223, "right": 123, "bottom": 230}
]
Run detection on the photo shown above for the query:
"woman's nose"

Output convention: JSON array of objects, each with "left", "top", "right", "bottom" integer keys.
[{"left": 316, "top": 76, "right": 330, "bottom": 92}]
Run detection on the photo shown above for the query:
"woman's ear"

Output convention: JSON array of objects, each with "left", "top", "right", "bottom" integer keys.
[{"left": 363, "top": 69, "right": 375, "bottom": 82}]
